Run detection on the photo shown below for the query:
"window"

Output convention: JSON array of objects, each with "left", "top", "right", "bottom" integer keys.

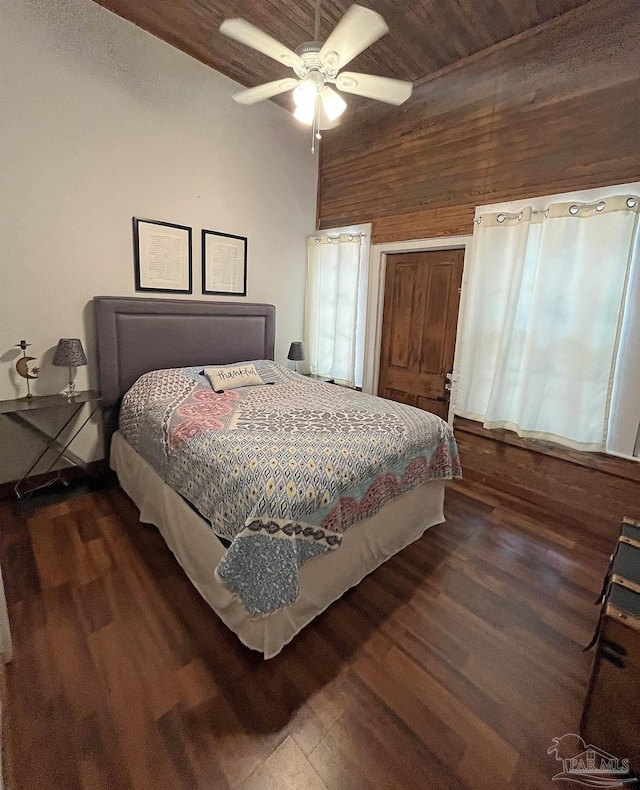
[
  {"left": 304, "top": 227, "right": 370, "bottom": 388},
  {"left": 452, "top": 188, "right": 640, "bottom": 457}
]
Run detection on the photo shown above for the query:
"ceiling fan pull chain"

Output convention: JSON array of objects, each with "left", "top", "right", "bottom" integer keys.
[{"left": 311, "top": 93, "right": 322, "bottom": 154}]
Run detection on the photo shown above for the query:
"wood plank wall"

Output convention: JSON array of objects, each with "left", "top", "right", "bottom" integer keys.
[
  {"left": 318, "top": 0, "right": 640, "bottom": 242},
  {"left": 318, "top": 0, "right": 640, "bottom": 530},
  {"left": 454, "top": 419, "right": 640, "bottom": 541}
]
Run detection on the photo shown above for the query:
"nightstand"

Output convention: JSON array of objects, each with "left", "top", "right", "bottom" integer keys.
[
  {"left": 0, "top": 390, "right": 101, "bottom": 499},
  {"left": 302, "top": 374, "right": 336, "bottom": 384}
]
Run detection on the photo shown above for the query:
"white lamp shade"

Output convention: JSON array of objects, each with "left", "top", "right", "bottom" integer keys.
[{"left": 321, "top": 88, "right": 347, "bottom": 121}]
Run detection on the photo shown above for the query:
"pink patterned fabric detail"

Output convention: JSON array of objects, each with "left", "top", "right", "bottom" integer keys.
[
  {"left": 321, "top": 453, "right": 452, "bottom": 534},
  {"left": 170, "top": 389, "right": 239, "bottom": 449},
  {"left": 358, "top": 473, "right": 398, "bottom": 515}
]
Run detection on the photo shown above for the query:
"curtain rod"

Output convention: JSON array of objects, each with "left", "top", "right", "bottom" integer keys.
[
  {"left": 474, "top": 196, "right": 639, "bottom": 225},
  {"left": 312, "top": 232, "right": 367, "bottom": 243}
]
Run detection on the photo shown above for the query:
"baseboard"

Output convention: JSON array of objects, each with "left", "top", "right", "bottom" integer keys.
[{"left": 0, "top": 459, "right": 109, "bottom": 501}]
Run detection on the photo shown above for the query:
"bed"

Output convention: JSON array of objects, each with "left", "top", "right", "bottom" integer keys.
[{"left": 95, "top": 296, "right": 461, "bottom": 658}]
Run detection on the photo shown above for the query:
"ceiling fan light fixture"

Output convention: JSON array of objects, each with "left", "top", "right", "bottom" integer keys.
[
  {"left": 320, "top": 87, "right": 347, "bottom": 121},
  {"left": 293, "top": 78, "right": 318, "bottom": 110},
  {"left": 220, "top": 4, "right": 413, "bottom": 152},
  {"left": 294, "top": 102, "right": 315, "bottom": 126}
]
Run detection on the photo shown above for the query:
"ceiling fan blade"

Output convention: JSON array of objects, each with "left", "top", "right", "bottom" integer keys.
[
  {"left": 319, "top": 5, "right": 388, "bottom": 71},
  {"left": 220, "top": 19, "right": 304, "bottom": 70},
  {"left": 233, "top": 78, "right": 299, "bottom": 105},
  {"left": 335, "top": 72, "right": 413, "bottom": 105}
]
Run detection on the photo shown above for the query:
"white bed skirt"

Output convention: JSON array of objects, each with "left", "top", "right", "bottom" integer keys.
[{"left": 110, "top": 430, "right": 446, "bottom": 658}]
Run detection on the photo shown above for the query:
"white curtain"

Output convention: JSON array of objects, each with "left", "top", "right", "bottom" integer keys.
[
  {"left": 608, "top": 222, "right": 640, "bottom": 458},
  {"left": 453, "top": 195, "right": 640, "bottom": 451},
  {"left": 305, "top": 233, "right": 365, "bottom": 387}
]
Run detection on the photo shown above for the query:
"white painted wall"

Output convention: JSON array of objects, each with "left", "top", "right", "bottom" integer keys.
[{"left": 0, "top": 0, "right": 317, "bottom": 484}]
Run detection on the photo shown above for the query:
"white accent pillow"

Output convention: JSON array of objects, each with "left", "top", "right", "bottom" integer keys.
[{"left": 204, "top": 363, "right": 264, "bottom": 392}]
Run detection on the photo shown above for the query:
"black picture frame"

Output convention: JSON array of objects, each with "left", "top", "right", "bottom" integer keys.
[
  {"left": 133, "top": 217, "right": 193, "bottom": 294},
  {"left": 201, "top": 229, "right": 248, "bottom": 297}
]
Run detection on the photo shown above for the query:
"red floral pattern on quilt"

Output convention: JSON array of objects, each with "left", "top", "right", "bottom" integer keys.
[
  {"left": 321, "top": 454, "right": 452, "bottom": 533},
  {"left": 170, "top": 389, "right": 239, "bottom": 449}
]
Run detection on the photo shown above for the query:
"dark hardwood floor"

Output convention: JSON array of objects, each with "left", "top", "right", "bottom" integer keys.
[{"left": 0, "top": 480, "right": 613, "bottom": 789}]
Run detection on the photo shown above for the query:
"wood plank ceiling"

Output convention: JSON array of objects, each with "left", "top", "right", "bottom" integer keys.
[
  {"left": 316, "top": 0, "right": 640, "bottom": 240},
  {"left": 92, "top": 0, "right": 596, "bottom": 96}
]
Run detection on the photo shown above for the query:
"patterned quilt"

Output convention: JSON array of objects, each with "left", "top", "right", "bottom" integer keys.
[{"left": 119, "top": 361, "right": 461, "bottom": 616}]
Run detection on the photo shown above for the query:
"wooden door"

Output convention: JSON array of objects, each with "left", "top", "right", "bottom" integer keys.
[{"left": 378, "top": 249, "right": 464, "bottom": 420}]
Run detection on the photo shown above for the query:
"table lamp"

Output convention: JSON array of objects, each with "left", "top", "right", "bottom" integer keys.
[
  {"left": 52, "top": 338, "right": 87, "bottom": 398},
  {"left": 287, "top": 342, "right": 305, "bottom": 373}
]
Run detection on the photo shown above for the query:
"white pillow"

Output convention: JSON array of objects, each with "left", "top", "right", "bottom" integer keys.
[{"left": 204, "top": 363, "right": 264, "bottom": 392}]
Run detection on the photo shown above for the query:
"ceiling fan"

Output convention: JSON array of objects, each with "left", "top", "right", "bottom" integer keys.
[{"left": 219, "top": 3, "right": 413, "bottom": 151}]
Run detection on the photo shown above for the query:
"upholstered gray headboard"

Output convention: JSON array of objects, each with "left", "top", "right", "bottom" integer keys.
[{"left": 93, "top": 296, "right": 276, "bottom": 407}]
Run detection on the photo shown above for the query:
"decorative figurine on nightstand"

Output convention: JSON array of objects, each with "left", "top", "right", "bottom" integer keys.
[
  {"left": 14, "top": 340, "right": 40, "bottom": 399},
  {"left": 52, "top": 338, "right": 87, "bottom": 398}
]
